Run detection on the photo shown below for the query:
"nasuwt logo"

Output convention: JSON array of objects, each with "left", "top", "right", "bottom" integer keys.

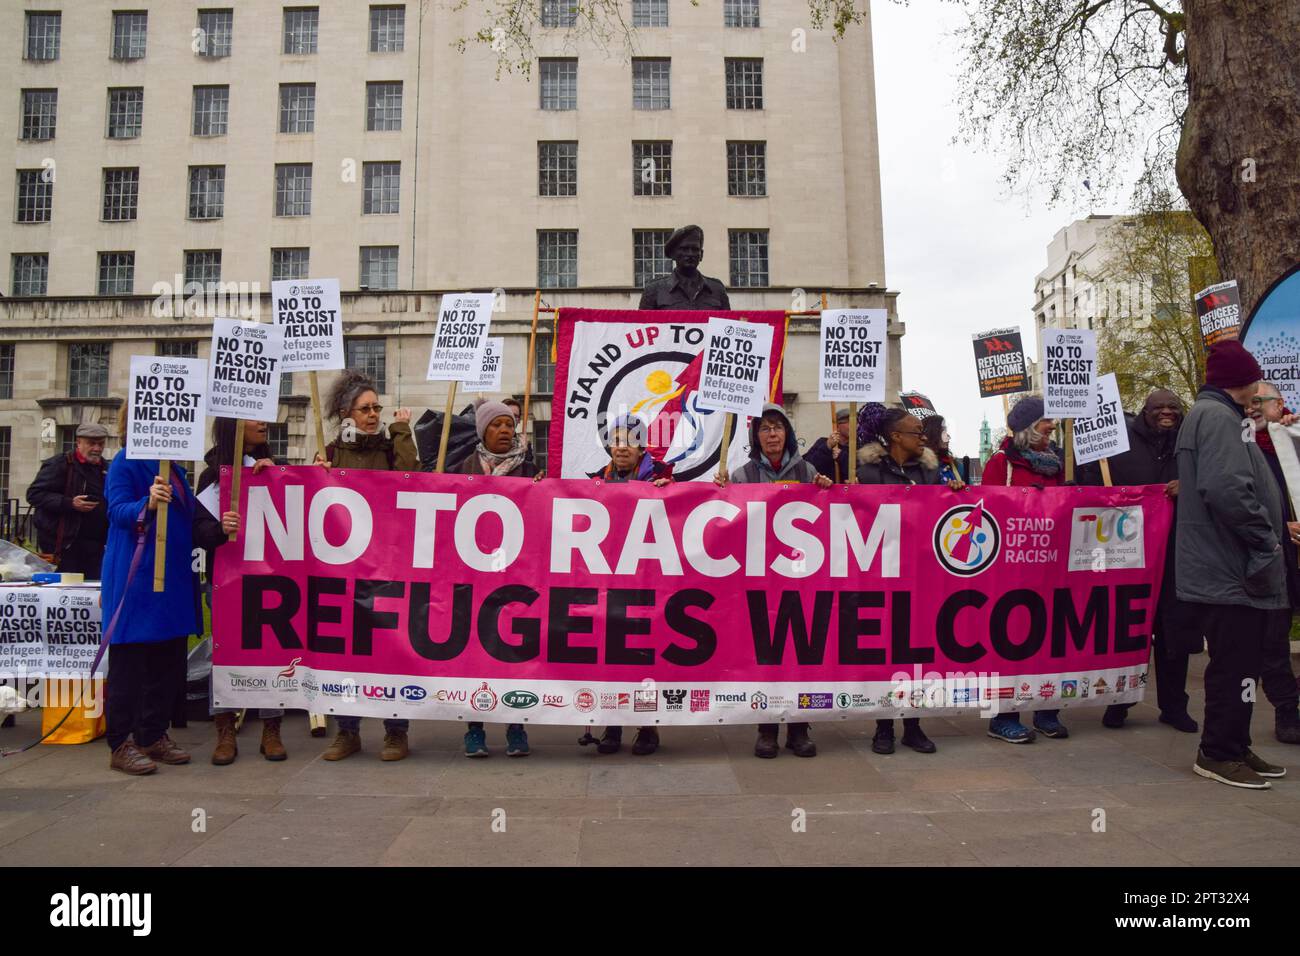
[{"left": 933, "top": 500, "right": 1001, "bottom": 576}]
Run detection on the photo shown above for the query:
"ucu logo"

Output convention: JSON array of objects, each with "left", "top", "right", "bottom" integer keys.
[{"left": 362, "top": 685, "right": 396, "bottom": 700}]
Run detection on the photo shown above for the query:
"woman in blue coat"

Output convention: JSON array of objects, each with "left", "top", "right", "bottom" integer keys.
[{"left": 102, "top": 447, "right": 203, "bottom": 775}]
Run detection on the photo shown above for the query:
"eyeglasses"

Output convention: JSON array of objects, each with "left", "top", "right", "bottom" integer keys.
[
  {"left": 352, "top": 404, "right": 383, "bottom": 414},
  {"left": 895, "top": 428, "right": 925, "bottom": 439},
  {"left": 1250, "top": 396, "right": 1282, "bottom": 406},
  {"left": 757, "top": 424, "right": 786, "bottom": 435}
]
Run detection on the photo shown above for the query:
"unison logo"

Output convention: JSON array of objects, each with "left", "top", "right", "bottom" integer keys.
[{"left": 50, "top": 886, "right": 151, "bottom": 936}]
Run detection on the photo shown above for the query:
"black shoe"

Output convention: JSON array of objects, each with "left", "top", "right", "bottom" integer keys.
[
  {"left": 1101, "top": 704, "right": 1127, "bottom": 729},
  {"left": 785, "top": 725, "right": 817, "bottom": 757},
  {"left": 632, "top": 727, "right": 659, "bottom": 755},
  {"left": 754, "top": 730, "right": 779, "bottom": 759},
  {"left": 596, "top": 726, "right": 622, "bottom": 754},
  {"left": 872, "top": 722, "right": 896, "bottom": 755},
  {"left": 1159, "top": 711, "right": 1199, "bottom": 733},
  {"left": 1, "top": 714, "right": 14, "bottom": 729},
  {"left": 1275, "top": 713, "right": 1300, "bottom": 745},
  {"left": 900, "top": 721, "right": 936, "bottom": 754}
]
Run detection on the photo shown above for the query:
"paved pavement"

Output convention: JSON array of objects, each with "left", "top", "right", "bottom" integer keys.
[{"left": 3, "top": 655, "right": 1299, "bottom": 866}]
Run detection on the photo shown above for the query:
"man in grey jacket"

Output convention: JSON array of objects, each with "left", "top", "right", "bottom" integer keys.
[{"left": 1177, "top": 340, "right": 1288, "bottom": 788}]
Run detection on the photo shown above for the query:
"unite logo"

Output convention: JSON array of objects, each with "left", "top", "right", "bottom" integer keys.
[{"left": 933, "top": 500, "right": 1001, "bottom": 576}]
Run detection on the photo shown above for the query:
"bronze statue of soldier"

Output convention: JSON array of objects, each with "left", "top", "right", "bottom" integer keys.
[{"left": 637, "top": 224, "right": 732, "bottom": 310}]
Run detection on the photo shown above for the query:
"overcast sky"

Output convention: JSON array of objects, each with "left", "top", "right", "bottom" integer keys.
[{"left": 869, "top": 0, "right": 1118, "bottom": 458}]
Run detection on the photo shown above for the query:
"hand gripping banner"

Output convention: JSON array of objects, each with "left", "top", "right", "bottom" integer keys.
[{"left": 213, "top": 468, "right": 1171, "bottom": 725}]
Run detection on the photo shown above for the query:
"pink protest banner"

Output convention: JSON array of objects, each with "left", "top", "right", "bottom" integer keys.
[{"left": 212, "top": 467, "right": 1172, "bottom": 725}]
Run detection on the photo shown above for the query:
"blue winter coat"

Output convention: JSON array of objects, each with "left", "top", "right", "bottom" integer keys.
[{"left": 101, "top": 454, "right": 202, "bottom": 644}]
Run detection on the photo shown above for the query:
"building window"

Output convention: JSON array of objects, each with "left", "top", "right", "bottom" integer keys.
[
  {"left": 21, "top": 90, "right": 58, "bottom": 141},
  {"left": 279, "top": 83, "right": 316, "bottom": 133},
  {"left": 69, "top": 344, "right": 111, "bottom": 399},
  {"left": 58, "top": 424, "right": 78, "bottom": 455},
  {"left": 539, "top": 59, "right": 578, "bottom": 110},
  {"left": 724, "top": 0, "right": 760, "bottom": 27},
  {"left": 369, "top": 5, "right": 405, "bottom": 52},
  {"left": 101, "top": 168, "right": 139, "bottom": 222},
  {"left": 271, "top": 248, "right": 310, "bottom": 281},
  {"left": 366, "top": 81, "right": 403, "bottom": 130},
  {"left": 541, "top": 0, "right": 577, "bottom": 27},
  {"left": 538, "top": 142, "right": 577, "bottom": 197},
  {"left": 359, "top": 247, "right": 399, "bottom": 290},
  {"left": 727, "top": 141, "right": 767, "bottom": 197},
  {"left": 538, "top": 230, "right": 578, "bottom": 289},
  {"left": 729, "top": 230, "right": 769, "bottom": 287},
  {"left": 0, "top": 428, "right": 10, "bottom": 501},
  {"left": 534, "top": 334, "right": 555, "bottom": 394},
  {"left": 632, "top": 141, "right": 671, "bottom": 197},
  {"left": 274, "top": 164, "right": 313, "bottom": 217},
  {"left": 98, "top": 252, "right": 135, "bottom": 295},
  {"left": 25, "top": 12, "right": 61, "bottom": 61},
  {"left": 345, "top": 338, "right": 386, "bottom": 392},
  {"left": 725, "top": 58, "right": 764, "bottom": 109},
  {"left": 187, "top": 166, "right": 225, "bottom": 220},
  {"left": 632, "top": 0, "right": 669, "bottom": 27},
  {"left": 106, "top": 88, "right": 144, "bottom": 139},
  {"left": 632, "top": 58, "right": 670, "bottom": 110},
  {"left": 196, "top": 9, "right": 233, "bottom": 57},
  {"left": 11, "top": 255, "right": 48, "bottom": 296},
  {"left": 192, "top": 86, "right": 229, "bottom": 136},
  {"left": 16, "top": 171, "right": 53, "bottom": 224},
  {"left": 111, "top": 11, "right": 149, "bottom": 60},
  {"left": 157, "top": 340, "right": 199, "bottom": 358},
  {"left": 283, "top": 7, "right": 319, "bottom": 55},
  {"left": 0, "top": 345, "right": 13, "bottom": 399},
  {"left": 362, "top": 162, "right": 401, "bottom": 214},
  {"left": 184, "top": 250, "right": 222, "bottom": 290},
  {"left": 632, "top": 230, "right": 673, "bottom": 288},
  {"left": 280, "top": 371, "right": 294, "bottom": 397},
  {"left": 267, "top": 422, "right": 290, "bottom": 459},
  {"left": 531, "top": 421, "right": 549, "bottom": 466}
]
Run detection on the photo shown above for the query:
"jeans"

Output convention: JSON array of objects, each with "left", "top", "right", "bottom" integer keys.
[
  {"left": 1200, "top": 604, "right": 1267, "bottom": 762},
  {"left": 106, "top": 637, "right": 185, "bottom": 751}
]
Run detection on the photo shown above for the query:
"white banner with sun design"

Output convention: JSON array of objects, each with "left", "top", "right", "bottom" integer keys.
[{"left": 548, "top": 309, "right": 788, "bottom": 481}]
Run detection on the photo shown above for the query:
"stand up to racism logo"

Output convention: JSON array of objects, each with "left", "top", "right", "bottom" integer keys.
[{"left": 933, "top": 501, "right": 1001, "bottom": 576}]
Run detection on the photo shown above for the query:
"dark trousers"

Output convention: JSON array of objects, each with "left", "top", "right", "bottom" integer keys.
[
  {"left": 58, "top": 538, "right": 105, "bottom": 579},
  {"left": 1261, "top": 608, "right": 1300, "bottom": 718},
  {"left": 1110, "top": 632, "right": 1192, "bottom": 718},
  {"left": 336, "top": 716, "right": 408, "bottom": 733},
  {"left": 1200, "top": 605, "right": 1267, "bottom": 762},
  {"left": 105, "top": 637, "right": 186, "bottom": 751},
  {"left": 758, "top": 722, "right": 809, "bottom": 736}
]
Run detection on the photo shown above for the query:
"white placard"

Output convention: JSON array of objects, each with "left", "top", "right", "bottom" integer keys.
[
  {"left": 126, "top": 355, "right": 209, "bottom": 461},
  {"left": 1072, "top": 373, "right": 1130, "bottom": 466},
  {"left": 1041, "top": 328, "right": 1098, "bottom": 418},
  {"left": 818, "top": 309, "right": 887, "bottom": 403},
  {"left": 207, "top": 318, "right": 285, "bottom": 422},
  {"left": 697, "top": 316, "right": 775, "bottom": 418},
  {"left": 426, "top": 292, "right": 495, "bottom": 382},
  {"left": 462, "top": 337, "right": 504, "bottom": 393},
  {"left": 272, "top": 278, "right": 343, "bottom": 372},
  {"left": 41, "top": 588, "right": 105, "bottom": 678},
  {"left": 0, "top": 588, "right": 45, "bottom": 678}
]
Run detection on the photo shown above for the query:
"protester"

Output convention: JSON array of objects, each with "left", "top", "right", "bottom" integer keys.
[
  {"left": 804, "top": 407, "right": 852, "bottom": 482},
  {"left": 1244, "top": 381, "right": 1300, "bottom": 745},
  {"left": 1178, "top": 340, "right": 1287, "bottom": 788},
  {"left": 27, "top": 423, "right": 110, "bottom": 577},
  {"left": 317, "top": 371, "right": 419, "bottom": 762},
  {"left": 455, "top": 400, "right": 542, "bottom": 756},
  {"left": 589, "top": 414, "right": 671, "bottom": 755},
  {"left": 716, "top": 404, "right": 832, "bottom": 758},
  {"left": 1078, "top": 389, "right": 1198, "bottom": 733},
  {"left": 856, "top": 404, "right": 941, "bottom": 755},
  {"left": 921, "top": 414, "right": 967, "bottom": 490},
  {"left": 501, "top": 397, "right": 536, "bottom": 466},
  {"left": 980, "top": 396, "right": 1070, "bottom": 742},
  {"left": 102, "top": 408, "right": 200, "bottom": 775},
  {"left": 194, "top": 418, "right": 284, "bottom": 765}
]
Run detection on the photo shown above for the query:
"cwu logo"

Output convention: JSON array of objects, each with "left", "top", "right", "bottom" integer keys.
[{"left": 933, "top": 500, "right": 1001, "bottom": 576}]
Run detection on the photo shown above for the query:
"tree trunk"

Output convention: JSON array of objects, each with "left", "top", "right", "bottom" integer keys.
[{"left": 1177, "top": 0, "right": 1300, "bottom": 317}]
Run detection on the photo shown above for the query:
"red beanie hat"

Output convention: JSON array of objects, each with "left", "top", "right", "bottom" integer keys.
[{"left": 1205, "top": 339, "right": 1263, "bottom": 389}]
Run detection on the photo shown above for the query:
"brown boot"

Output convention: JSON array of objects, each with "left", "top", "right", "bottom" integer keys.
[
  {"left": 142, "top": 733, "right": 191, "bottom": 765},
  {"left": 211, "top": 712, "right": 238, "bottom": 765},
  {"left": 380, "top": 729, "right": 410, "bottom": 761},
  {"left": 259, "top": 717, "right": 287, "bottom": 761},
  {"left": 322, "top": 729, "right": 361, "bottom": 761},
  {"left": 110, "top": 740, "right": 157, "bottom": 776}
]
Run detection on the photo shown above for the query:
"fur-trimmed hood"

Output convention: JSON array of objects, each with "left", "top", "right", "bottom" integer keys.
[{"left": 858, "top": 442, "right": 939, "bottom": 470}]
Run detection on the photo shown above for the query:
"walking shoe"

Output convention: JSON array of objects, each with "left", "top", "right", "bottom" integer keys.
[
  {"left": 1243, "top": 749, "right": 1286, "bottom": 778},
  {"left": 632, "top": 727, "right": 659, "bottom": 756},
  {"left": 142, "top": 734, "right": 191, "bottom": 765},
  {"left": 872, "top": 722, "right": 896, "bottom": 754},
  {"left": 1101, "top": 705, "right": 1128, "bottom": 729},
  {"left": 1, "top": 714, "right": 14, "bottom": 728},
  {"left": 464, "top": 725, "right": 489, "bottom": 757},
  {"left": 900, "top": 720, "right": 937, "bottom": 754},
  {"left": 1193, "top": 750, "right": 1271, "bottom": 789},
  {"left": 987, "top": 717, "right": 1035, "bottom": 743},
  {"left": 259, "top": 717, "right": 287, "bottom": 761},
  {"left": 211, "top": 712, "right": 238, "bottom": 765},
  {"left": 1275, "top": 712, "right": 1300, "bottom": 745},
  {"left": 1033, "top": 714, "right": 1070, "bottom": 739},
  {"left": 596, "top": 726, "right": 622, "bottom": 754},
  {"left": 785, "top": 724, "right": 817, "bottom": 757},
  {"left": 380, "top": 730, "right": 410, "bottom": 761},
  {"left": 322, "top": 729, "right": 361, "bottom": 761},
  {"left": 753, "top": 728, "right": 779, "bottom": 759},
  {"left": 1159, "top": 711, "right": 1199, "bottom": 733},
  {"left": 505, "top": 724, "right": 530, "bottom": 757},
  {"left": 110, "top": 740, "right": 157, "bottom": 776}
]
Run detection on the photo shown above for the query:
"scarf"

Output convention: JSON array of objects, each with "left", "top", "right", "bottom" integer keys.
[
  {"left": 1008, "top": 441, "right": 1062, "bottom": 477},
  {"left": 477, "top": 436, "right": 527, "bottom": 477},
  {"left": 602, "top": 452, "right": 656, "bottom": 483}
]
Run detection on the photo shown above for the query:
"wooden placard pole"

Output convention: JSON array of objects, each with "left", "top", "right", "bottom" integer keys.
[
  {"left": 830, "top": 401, "right": 840, "bottom": 483},
  {"left": 519, "top": 290, "right": 542, "bottom": 435},
  {"left": 227, "top": 423, "right": 246, "bottom": 542},
  {"left": 1064, "top": 419, "right": 1075, "bottom": 483},
  {"left": 1100, "top": 458, "right": 1113, "bottom": 487},
  {"left": 435, "top": 381, "right": 459, "bottom": 473},
  {"left": 718, "top": 413, "right": 733, "bottom": 484},
  {"left": 153, "top": 460, "right": 170, "bottom": 592},
  {"left": 308, "top": 371, "right": 327, "bottom": 461},
  {"left": 847, "top": 402, "right": 859, "bottom": 484}
]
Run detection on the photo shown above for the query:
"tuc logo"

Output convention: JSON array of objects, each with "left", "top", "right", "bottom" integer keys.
[
  {"left": 1068, "top": 506, "right": 1145, "bottom": 572},
  {"left": 933, "top": 500, "right": 1001, "bottom": 576}
]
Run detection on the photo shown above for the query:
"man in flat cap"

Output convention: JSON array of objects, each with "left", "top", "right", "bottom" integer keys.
[
  {"left": 638, "top": 224, "right": 732, "bottom": 310},
  {"left": 27, "top": 422, "right": 111, "bottom": 578}
]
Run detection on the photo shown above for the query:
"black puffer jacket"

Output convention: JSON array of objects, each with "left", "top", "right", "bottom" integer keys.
[
  {"left": 855, "top": 443, "right": 940, "bottom": 486},
  {"left": 26, "top": 451, "right": 109, "bottom": 554},
  {"left": 1077, "top": 413, "right": 1179, "bottom": 487}
]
